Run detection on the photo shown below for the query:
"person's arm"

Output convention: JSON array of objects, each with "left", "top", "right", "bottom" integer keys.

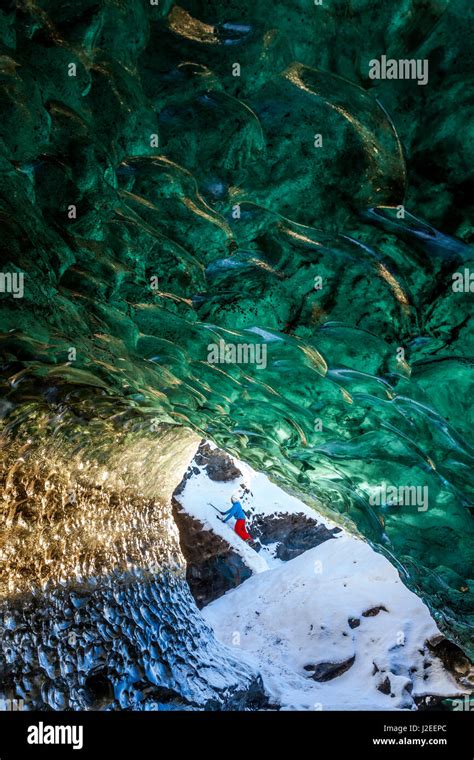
[{"left": 222, "top": 503, "right": 237, "bottom": 522}]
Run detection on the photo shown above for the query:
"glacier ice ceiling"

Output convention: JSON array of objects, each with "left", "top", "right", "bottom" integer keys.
[{"left": 0, "top": 0, "right": 473, "bottom": 709}]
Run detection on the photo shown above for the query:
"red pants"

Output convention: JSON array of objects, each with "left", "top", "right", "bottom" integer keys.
[{"left": 235, "top": 519, "right": 251, "bottom": 541}]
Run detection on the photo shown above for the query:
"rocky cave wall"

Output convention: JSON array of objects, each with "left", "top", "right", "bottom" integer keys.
[{"left": 0, "top": 417, "right": 267, "bottom": 710}]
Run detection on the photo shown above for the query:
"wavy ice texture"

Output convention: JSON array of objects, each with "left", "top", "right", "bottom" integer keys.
[{"left": 0, "top": 0, "right": 472, "bottom": 682}]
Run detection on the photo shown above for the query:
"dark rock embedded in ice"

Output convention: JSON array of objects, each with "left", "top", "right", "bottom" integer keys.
[
  {"left": 193, "top": 442, "right": 243, "bottom": 483},
  {"left": 172, "top": 497, "right": 252, "bottom": 608},
  {"left": 249, "top": 512, "right": 340, "bottom": 561},
  {"left": 304, "top": 656, "right": 356, "bottom": 682}
]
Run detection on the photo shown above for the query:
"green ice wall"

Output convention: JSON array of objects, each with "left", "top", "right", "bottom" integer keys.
[{"left": 0, "top": 0, "right": 472, "bottom": 656}]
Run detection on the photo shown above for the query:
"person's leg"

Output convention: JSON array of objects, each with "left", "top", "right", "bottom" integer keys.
[{"left": 235, "top": 519, "right": 251, "bottom": 541}]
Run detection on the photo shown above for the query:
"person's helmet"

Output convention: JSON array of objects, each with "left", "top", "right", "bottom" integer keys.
[{"left": 231, "top": 493, "right": 240, "bottom": 503}]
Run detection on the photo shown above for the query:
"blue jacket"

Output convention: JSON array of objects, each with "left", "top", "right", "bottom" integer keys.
[{"left": 222, "top": 501, "right": 246, "bottom": 522}]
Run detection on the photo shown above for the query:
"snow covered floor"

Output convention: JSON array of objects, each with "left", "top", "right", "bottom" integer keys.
[
  {"left": 176, "top": 446, "right": 464, "bottom": 710},
  {"left": 204, "top": 537, "right": 461, "bottom": 710}
]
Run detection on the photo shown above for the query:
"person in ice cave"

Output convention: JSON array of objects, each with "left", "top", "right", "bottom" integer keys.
[{"left": 220, "top": 493, "right": 252, "bottom": 542}]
